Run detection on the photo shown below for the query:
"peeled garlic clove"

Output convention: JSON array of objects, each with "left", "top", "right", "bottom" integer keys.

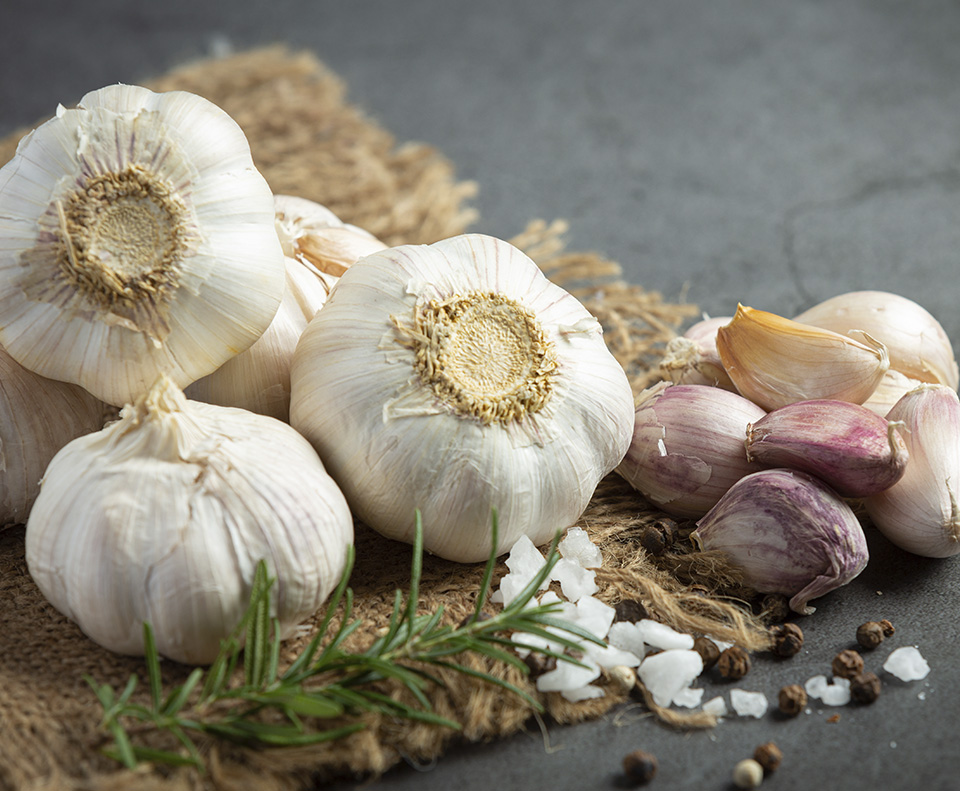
[
  {"left": 0, "top": 344, "right": 106, "bottom": 525},
  {"left": 716, "top": 304, "right": 889, "bottom": 411},
  {"left": 659, "top": 316, "right": 737, "bottom": 390},
  {"left": 617, "top": 381, "right": 765, "bottom": 518},
  {"left": 290, "top": 234, "right": 635, "bottom": 563},
  {"left": 692, "top": 469, "right": 869, "bottom": 614},
  {"left": 861, "top": 369, "right": 924, "bottom": 418},
  {"left": 745, "top": 400, "right": 908, "bottom": 497},
  {"left": 794, "top": 291, "right": 959, "bottom": 390},
  {"left": 0, "top": 85, "right": 286, "bottom": 407},
  {"left": 25, "top": 377, "right": 353, "bottom": 664},
  {"left": 864, "top": 384, "right": 960, "bottom": 557}
]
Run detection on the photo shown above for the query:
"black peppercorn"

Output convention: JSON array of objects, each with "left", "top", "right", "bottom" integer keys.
[
  {"left": 614, "top": 599, "right": 649, "bottom": 623},
  {"left": 777, "top": 683, "right": 807, "bottom": 717},
  {"left": 622, "top": 749, "right": 658, "bottom": 785},
  {"left": 850, "top": 671, "right": 882, "bottom": 704},
  {"left": 831, "top": 648, "right": 864, "bottom": 680},
  {"left": 753, "top": 741, "right": 782, "bottom": 773},
  {"left": 758, "top": 593, "right": 790, "bottom": 624},
  {"left": 770, "top": 622, "right": 803, "bottom": 657},
  {"left": 716, "top": 645, "right": 751, "bottom": 680},
  {"left": 879, "top": 618, "right": 895, "bottom": 636},
  {"left": 523, "top": 652, "right": 557, "bottom": 677},
  {"left": 693, "top": 635, "right": 721, "bottom": 671},
  {"left": 856, "top": 621, "right": 886, "bottom": 650}
]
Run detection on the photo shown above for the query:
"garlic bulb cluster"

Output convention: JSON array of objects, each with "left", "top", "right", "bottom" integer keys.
[
  {"left": 290, "top": 234, "right": 635, "bottom": 562},
  {"left": 25, "top": 377, "right": 353, "bottom": 664},
  {"left": 185, "top": 197, "right": 386, "bottom": 421},
  {"left": 0, "top": 85, "right": 285, "bottom": 407},
  {"left": 0, "top": 345, "right": 106, "bottom": 525}
]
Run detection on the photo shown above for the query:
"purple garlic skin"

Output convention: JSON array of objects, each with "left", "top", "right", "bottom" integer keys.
[
  {"left": 617, "top": 381, "right": 766, "bottom": 518},
  {"left": 864, "top": 384, "right": 960, "bottom": 557},
  {"left": 745, "top": 399, "right": 909, "bottom": 497},
  {"left": 692, "top": 469, "right": 869, "bottom": 614}
]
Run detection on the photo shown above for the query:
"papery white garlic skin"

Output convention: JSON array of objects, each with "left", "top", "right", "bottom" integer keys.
[
  {"left": 864, "top": 384, "right": 960, "bottom": 557},
  {"left": 617, "top": 381, "right": 765, "bottom": 518},
  {"left": 745, "top": 400, "right": 908, "bottom": 498},
  {"left": 794, "top": 291, "right": 959, "bottom": 390},
  {"left": 861, "top": 369, "right": 923, "bottom": 418},
  {"left": 692, "top": 469, "right": 869, "bottom": 614},
  {"left": 0, "top": 345, "right": 105, "bottom": 525},
  {"left": 716, "top": 304, "right": 889, "bottom": 411},
  {"left": 25, "top": 378, "right": 353, "bottom": 664},
  {"left": 659, "top": 316, "right": 736, "bottom": 391},
  {"left": 0, "top": 85, "right": 285, "bottom": 406},
  {"left": 290, "top": 233, "right": 635, "bottom": 563}
]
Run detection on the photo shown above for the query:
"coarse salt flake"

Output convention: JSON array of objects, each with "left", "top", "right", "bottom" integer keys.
[
  {"left": 637, "top": 649, "right": 703, "bottom": 707},
  {"left": 702, "top": 695, "right": 727, "bottom": 717},
  {"left": 730, "top": 689, "right": 767, "bottom": 718},
  {"left": 550, "top": 557, "right": 598, "bottom": 602},
  {"left": 636, "top": 619, "right": 695, "bottom": 651},
  {"left": 558, "top": 526, "right": 602, "bottom": 568},
  {"left": 883, "top": 646, "right": 930, "bottom": 681}
]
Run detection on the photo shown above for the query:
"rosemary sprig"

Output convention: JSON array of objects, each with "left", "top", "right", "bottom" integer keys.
[{"left": 87, "top": 511, "right": 603, "bottom": 771}]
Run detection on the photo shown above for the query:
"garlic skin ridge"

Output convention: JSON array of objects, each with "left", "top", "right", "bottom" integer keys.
[
  {"left": 289, "top": 234, "right": 636, "bottom": 563},
  {"left": 864, "top": 384, "right": 960, "bottom": 558},
  {"left": 0, "top": 85, "right": 286, "bottom": 406},
  {"left": 25, "top": 377, "right": 354, "bottom": 665}
]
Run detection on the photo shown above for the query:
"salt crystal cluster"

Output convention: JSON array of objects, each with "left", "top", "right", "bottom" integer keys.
[
  {"left": 804, "top": 674, "right": 851, "bottom": 706},
  {"left": 883, "top": 646, "right": 930, "bottom": 681},
  {"left": 730, "top": 688, "right": 768, "bottom": 718}
]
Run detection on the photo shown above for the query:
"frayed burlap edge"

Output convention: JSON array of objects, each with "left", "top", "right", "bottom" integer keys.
[{"left": 0, "top": 47, "right": 773, "bottom": 791}]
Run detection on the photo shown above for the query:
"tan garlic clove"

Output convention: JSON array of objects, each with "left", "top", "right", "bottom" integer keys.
[
  {"left": 716, "top": 304, "right": 889, "bottom": 411},
  {"left": 745, "top": 400, "right": 908, "bottom": 497},
  {"left": 864, "top": 384, "right": 960, "bottom": 557},
  {"left": 861, "top": 369, "right": 924, "bottom": 418},
  {"left": 659, "top": 316, "right": 737, "bottom": 390},
  {"left": 794, "top": 291, "right": 958, "bottom": 390},
  {"left": 617, "top": 381, "right": 765, "bottom": 518}
]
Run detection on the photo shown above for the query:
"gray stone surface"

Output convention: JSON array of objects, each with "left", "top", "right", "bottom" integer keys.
[{"left": 2, "top": 1, "right": 959, "bottom": 789}]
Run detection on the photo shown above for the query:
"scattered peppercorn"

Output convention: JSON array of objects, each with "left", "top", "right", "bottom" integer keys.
[
  {"left": 770, "top": 622, "right": 804, "bottom": 657},
  {"left": 622, "top": 749, "right": 658, "bottom": 785},
  {"left": 832, "top": 648, "right": 865, "bottom": 680},
  {"left": 639, "top": 525, "right": 669, "bottom": 556},
  {"left": 693, "top": 636, "right": 721, "bottom": 671},
  {"left": 879, "top": 618, "right": 895, "bottom": 637},
  {"left": 732, "top": 758, "right": 764, "bottom": 789},
  {"left": 753, "top": 742, "right": 782, "bottom": 773},
  {"left": 758, "top": 593, "right": 790, "bottom": 624},
  {"left": 614, "top": 598, "right": 649, "bottom": 623},
  {"left": 850, "top": 671, "right": 882, "bottom": 704},
  {"left": 717, "top": 645, "right": 751, "bottom": 680},
  {"left": 777, "top": 684, "right": 807, "bottom": 717},
  {"left": 523, "top": 652, "right": 557, "bottom": 678},
  {"left": 855, "top": 621, "right": 886, "bottom": 650}
]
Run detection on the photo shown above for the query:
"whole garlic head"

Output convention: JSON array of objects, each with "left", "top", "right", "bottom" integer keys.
[
  {"left": 0, "top": 85, "right": 286, "bottom": 406},
  {"left": 25, "top": 377, "right": 353, "bottom": 665},
  {"left": 289, "top": 234, "right": 635, "bottom": 563}
]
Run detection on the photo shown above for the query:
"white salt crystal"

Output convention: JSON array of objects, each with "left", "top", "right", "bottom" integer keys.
[
  {"left": 550, "top": 558, "right": 598, "bottom": 602},
  {"left": 636, "top": 619, "right": 695, "bottom": 651},
  {"left": 561, "top": 684, "right": 606, "bottom": 703},
  {"left": 505, "top": 534, "right": 547, "bottom": 578},
  {"left": 730, "top": 689, "right": 768, "bottom": 718},
  {"left": 584, "top": 641, "right": 641, "bottom": 669},
  {"left": 558, "top": 527, "right": 603, "bottom": 569},
  {"left": 607, "top": 621, "right": 646, "bottom": 660},
  {"left": 673, "top": 686, "right": 705, "bottom": 708},
  {"left": 536, "top": 657, "right": 601, "bottom": 693},
  {"left": 511, "top": 630, "right": 564, "bottom": 659},
  {"left": 883, "top": 646, "right": 931, "bottom": 681},
  {"left": 702, "top": 696, "right": 728, "bottom": 717},
  {"left": 638, "top": 649, "right": 704, "bottom": 707},
  {"left": 574, "top": 596, "right": 616, "bottom": 639},
  {"left": 820, "top": 678, "right": 851, "bottom": 706},
  {"left": 804, "top": 674, "right": 829, "bottom": 700},
  {"left": 539, "top": 591, "right": 562, "bottom": 606}
]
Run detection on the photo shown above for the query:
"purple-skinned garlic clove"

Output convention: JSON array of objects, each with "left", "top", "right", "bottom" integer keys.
[
  {"left": 744, "top": 399, "right": 909, "bottom": 497},
  {"left": 692, "top": 469, "right": 869, "bottom": 615},
  {"left": 617, "top": 381, "right": 766, "bottom": 518},
  {"left": 864, "top": 384, "right": 960, "bottom": 557}
]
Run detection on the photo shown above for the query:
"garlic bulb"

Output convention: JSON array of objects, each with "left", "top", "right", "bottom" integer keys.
[
  {"left": 185, "top": 197, "right": 387, "bottom": 421},
  {"left": 617, "top": 381, "right": 765, "bottom": 518},
  {"left": 659, "top": 316, "right": 736, "bottom": 390},
  {"left": 25, "top": 377, "right": 353, "bottom": 664},
  {"left": 745, "top": 400, "right": 908, "bottom": 498},
  {"left": 290, "top": 234, "right": 635, "bottom": 563},
  {"left": 692, "top": 469, "right": 869, "bottom": 615},
  {"left": 0, "top": 344, "right": 106, "bottom": 525},
  {"left": 716, "top": 305, "right": 889, "bottom": 411},
  {"left": 0, "top": 85, "right": 285, "bottom": 406},
  {"left": 864, "top": 384, "right": 960, "bottom": 557},
  {"left": 794, "top": 291, "right": 959, "bottom": 390}
]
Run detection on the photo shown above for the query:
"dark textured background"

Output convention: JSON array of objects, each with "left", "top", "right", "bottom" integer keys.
[{"left": 2, "top": 2, "right": 959, "bottom": 789}]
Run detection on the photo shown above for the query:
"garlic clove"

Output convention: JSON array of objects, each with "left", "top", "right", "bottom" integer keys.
[
  {"left": 864, "top": 384, "right": 960, "bottom": 557},
  {"left": 716, "top": 304, "right": 889, "bottom": 411},
  {"left": 25, "top": 376, "right": 354, "bottom": 664},
  {"left": 692, "top": 469, "right": 869, "bottom": 614},
  {"left": 617, "top": 381, "right": 766, "bottom": 518},
  {"left": 659, "top": 315, "right": 737, "bottom": 391},
  {"left": 861, "top": 369, "right": 924, "bottom": 418},
  {"left": 794, "top": 291, "right": 959, "bottom": 390},
  {"left": 290, "top": 233, "right": 636, "bottom": 563},
  {"left": 0, "top": 85, "right": 286, "bottom": 407},
  {"left": 745, "top": 399, "right": 909, "bottom": 498}
]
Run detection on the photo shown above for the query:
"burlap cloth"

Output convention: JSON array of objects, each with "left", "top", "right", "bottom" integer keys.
[{"left": 0, "top": 48, "right": 774, "bottom": 791}]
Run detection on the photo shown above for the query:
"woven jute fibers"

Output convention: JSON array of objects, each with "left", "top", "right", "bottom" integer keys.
[{"left": 0, "top": 48, "right": 772, "bottom": 791}]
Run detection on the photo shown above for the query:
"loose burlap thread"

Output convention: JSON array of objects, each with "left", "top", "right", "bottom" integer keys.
[{"left": 0, "top": 48, "right": 773, "bottom": 791}]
